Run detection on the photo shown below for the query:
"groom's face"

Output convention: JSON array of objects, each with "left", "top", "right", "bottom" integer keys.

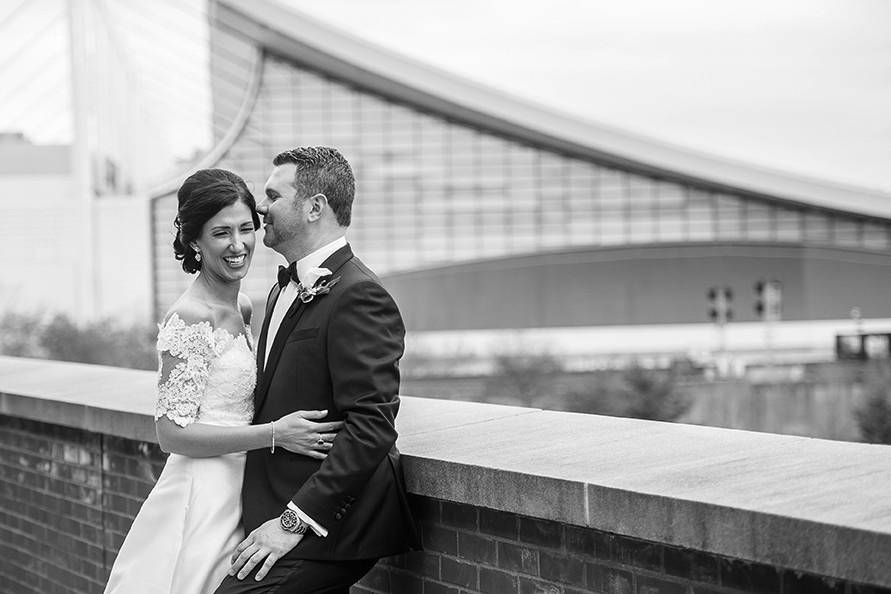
[{"left": 259, "top": 164, "right": 309, "bottom": 255}]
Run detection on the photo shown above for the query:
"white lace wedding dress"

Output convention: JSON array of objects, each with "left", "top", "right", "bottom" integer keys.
[{"left": 104, "top": 313, "right": 256, "bottom": 594}]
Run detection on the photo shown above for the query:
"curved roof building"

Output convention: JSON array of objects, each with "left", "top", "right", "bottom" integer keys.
[{"left": 151, "top": 0, "right": 891, "bottom": 349}]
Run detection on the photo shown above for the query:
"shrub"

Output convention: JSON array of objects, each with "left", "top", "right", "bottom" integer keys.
[
  {"left": 0, "top": 312, "right": 156, "bottom": 371},
  {"left": 855, "top": 362, "right": 891, "bottom": 444},
  {"left": 546, "top": 362, "right": 690, "bottom": 422},
  {"left": 484, "top": 353, "right": 692, "bottom": 422},
  {"left": 618, "top": 363, "right": 690, "bottom": 421},
  {"left": 484, "top": 353, "right": 564, "bottom": 405},
  {"left": 0, "top": 312, "right": 46, "bottom": 357}
]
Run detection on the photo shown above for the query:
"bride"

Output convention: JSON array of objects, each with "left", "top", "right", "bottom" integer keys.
[{"left": 104, "top": 169, "right": 342, "bottom": 593}]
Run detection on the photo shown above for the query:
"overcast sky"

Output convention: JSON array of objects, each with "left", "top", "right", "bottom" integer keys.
[
  {"left": 287, "top": 0, "right": 891, "bottom": 192},
  {"left": 1, "top": 0, "right": 887, "bottom": 192}
]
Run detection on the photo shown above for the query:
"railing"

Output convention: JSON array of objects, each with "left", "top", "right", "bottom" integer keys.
[{"left": 1, "top": 355, "right": 889, "bottom": 594}]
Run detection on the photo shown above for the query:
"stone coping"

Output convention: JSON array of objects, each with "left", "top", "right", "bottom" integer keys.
[{"left": 1, "top": 356, "right": 889, "bottom": 586}]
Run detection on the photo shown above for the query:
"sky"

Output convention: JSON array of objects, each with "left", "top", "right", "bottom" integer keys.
[
  {"left": 0, "top": 0, "right": 888, "bottom": 193},
  {"left": 287, "top": 0, "right": 891, "bottom": 192}
]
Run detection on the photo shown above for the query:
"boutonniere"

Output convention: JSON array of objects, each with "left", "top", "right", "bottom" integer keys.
[{"left": 298, "top": 268, "right": 341, "bottom": 303}]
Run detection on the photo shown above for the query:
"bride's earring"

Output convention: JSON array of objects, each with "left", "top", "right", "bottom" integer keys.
[{"left": 194, "top": 247, "right": 202, "bottom": 262}]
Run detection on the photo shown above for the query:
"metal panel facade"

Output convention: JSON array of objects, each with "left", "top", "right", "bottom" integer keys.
[{"left": 150, "top": 13, "right": 891, "bottom": 324}]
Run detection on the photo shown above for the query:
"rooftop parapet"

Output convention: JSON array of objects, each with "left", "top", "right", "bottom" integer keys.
[{"left": 0, "top": 355, "right": 889, "bottom": 589}]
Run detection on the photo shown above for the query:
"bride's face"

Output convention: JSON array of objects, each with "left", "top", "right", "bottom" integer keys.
[{"left": 192, "top": 200, "right": 256, "bottom": 282}]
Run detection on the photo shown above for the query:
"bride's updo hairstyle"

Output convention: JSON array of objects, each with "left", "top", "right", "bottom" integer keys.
[{"left": 172, "top": 168, "right": 260, "bottom": 273}]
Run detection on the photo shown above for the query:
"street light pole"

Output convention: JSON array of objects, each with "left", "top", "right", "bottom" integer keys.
[
  {"left": 851, "top": 307, "right": 863, "bottom": 335},
  {"left": 755, "top": 279, "right": 783, "bottom": 368}
]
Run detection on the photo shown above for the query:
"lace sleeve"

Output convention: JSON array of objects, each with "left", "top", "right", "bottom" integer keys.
[{"left": 155, "top": 313, "right": 215, "bottom": 428}]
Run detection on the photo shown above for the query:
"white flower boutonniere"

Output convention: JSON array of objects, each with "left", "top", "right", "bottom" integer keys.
[
  {"left": 297, "top": 268, "right": 341, "bottom": 303},
  {"left": 303, "top": 267, "right": 332, "bottom": 287}
]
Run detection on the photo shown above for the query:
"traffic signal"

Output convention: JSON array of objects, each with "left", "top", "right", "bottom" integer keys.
[
  {"left": 754, "top": 280, "right": 765, "bottom": 318},
  {"left": 755, "top": 279, "right": 782, "bottom": 321},
  {"left": 707, "top": 286, "right": 733, "bottom": 324}
]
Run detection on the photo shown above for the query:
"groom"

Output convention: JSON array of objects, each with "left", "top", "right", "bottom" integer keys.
[{"left": 216, "top": 147, "right": 419, "bottom": 593}]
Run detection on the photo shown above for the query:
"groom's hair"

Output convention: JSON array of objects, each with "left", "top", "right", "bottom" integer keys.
[{"left": 273, "top": 147, "right": 354, "bottom": 227}]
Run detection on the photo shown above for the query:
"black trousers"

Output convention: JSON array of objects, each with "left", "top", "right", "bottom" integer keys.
[{"left": 214, "top": 557, "right": 378, "bottom": 594}]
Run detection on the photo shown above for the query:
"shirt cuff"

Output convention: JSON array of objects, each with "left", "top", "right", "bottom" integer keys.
[{"left": 287, "top": 502, "right": 328, "bottom": 537}]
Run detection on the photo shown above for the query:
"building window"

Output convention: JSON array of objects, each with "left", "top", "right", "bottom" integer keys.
[
  {"left": 686, "top": 189, "right": 715, "bottom": 241},
  {"left": 775, "top": 207, "right": 803, "bottom": 242},
  {"left": 715, "top": 194, "right": 743, "bottom": 240}
]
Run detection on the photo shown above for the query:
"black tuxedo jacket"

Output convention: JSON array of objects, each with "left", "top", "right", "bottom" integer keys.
[{"left": 243, "top": 244, "right": 419, "bottom": 561}]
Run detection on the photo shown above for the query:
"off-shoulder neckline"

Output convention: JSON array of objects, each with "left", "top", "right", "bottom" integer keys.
[{"left": 161, "top": 311, "right": 252, "bottom": 346}]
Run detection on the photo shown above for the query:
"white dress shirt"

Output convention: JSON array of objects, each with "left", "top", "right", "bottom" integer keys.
[
  {"left": 264, "top": 235, "right": 347, "bottom": 537},
  {"left": 263, "top": 235, "right": 347, "bottom": 366}
]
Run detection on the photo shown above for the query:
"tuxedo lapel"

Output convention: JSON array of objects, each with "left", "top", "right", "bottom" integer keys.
[
  {"left": 256, "top": 283, "right": 282, "bottom": 374},
  {"left": 316, "top": 243, "right": 353, "bottom": 282},
  {"left": 254, "top": 243, "right": 355, "bottom": 414},
  {"left": 255, "top": 295, "right": 308, "bottom": 411}
]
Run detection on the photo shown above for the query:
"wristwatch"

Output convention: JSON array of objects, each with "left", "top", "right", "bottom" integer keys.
[{"left": 279, "top": 509, "right": 308, "bottom": 534}]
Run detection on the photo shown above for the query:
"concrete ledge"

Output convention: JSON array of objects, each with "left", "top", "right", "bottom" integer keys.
[
  {"left": 0, "top": 356, "right": 157, "bottom": 442},
  {"left": 1, "top": 356, "right": 889, "bottom": 587}
]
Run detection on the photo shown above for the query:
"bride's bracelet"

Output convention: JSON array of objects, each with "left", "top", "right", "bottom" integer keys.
[{"left": 270, "top": 420, "right": 276, "bottom": 454}]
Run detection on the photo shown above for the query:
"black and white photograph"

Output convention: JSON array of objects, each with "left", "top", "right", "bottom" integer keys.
[{"left": 1, "top": 0, "right": 890, "bottom": 592}]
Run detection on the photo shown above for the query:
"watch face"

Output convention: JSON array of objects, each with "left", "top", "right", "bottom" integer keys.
[{"left": 280, "top": 510, "right": 299, "bottom": 531}]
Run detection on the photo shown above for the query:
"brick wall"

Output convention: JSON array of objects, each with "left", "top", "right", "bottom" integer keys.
[
  {"left": 1, "top": 414, "right": 889, "bottom": 594},
  {"left": 0, "top": 416, "right": 165, "bottom": 594},
  {"left": 356, "top": 498, "right": 887, "bottom": 594}
]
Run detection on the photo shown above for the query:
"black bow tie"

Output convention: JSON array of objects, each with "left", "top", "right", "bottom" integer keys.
[{"left": 277, "top": 264, "right": 300, "bottom": 288}]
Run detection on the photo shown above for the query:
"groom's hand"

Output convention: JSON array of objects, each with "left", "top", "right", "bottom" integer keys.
[{"left": 229, "top": 519, "right": 303, "bottom": 581}]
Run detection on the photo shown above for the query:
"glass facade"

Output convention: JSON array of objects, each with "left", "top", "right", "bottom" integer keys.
[{"left": 152, "top": 44, "right": 891, "bottom": 316}]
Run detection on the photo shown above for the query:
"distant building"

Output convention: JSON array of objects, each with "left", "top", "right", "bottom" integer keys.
[
  {"left": 5, "top": 0, "right": 890, "bottom": 360},
  {"left": 1, "top": 135, "right": 77, "bottom": 314},
  {"left": 2, "top": 0, "right": 212, "bottom": 322},
  {"left": 1, "top": 132, "right": 151, "bottom": 321},
  {"left": 145, "top": 0, "right": 891, "bottom": 364},
  {"left": 0, "top": 134, "right": 151, "bottom": 322}
]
